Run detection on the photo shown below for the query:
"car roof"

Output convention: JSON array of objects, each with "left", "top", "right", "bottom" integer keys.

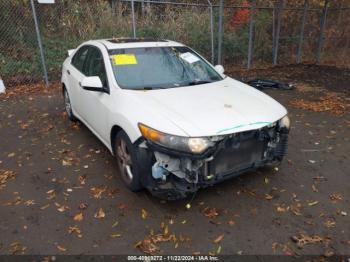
[{"left": 89, "top": 38, "right": 184, "bottom": 50}]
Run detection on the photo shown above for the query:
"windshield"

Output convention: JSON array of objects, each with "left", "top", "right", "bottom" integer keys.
[{"left": 108, "top": 46, "right": 222, "bottom": 90}]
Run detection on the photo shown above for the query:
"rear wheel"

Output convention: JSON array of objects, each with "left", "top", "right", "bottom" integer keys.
[
  {"left": 63, "top": 89, "right": 77, "bottom": 122},
  {"left": 115, "top": 131, "right": 142, "bottom": 191}
]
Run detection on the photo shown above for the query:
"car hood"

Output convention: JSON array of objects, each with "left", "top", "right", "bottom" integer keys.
[{"left": 129, "top": 77, "right": 287, "bottom": 137}]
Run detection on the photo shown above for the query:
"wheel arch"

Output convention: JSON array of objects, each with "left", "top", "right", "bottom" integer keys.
[
  {"left": 110, "top": 125, "right": 123, "bottom": 156},
  {"left": 62, "top": 82, "right": 66, "bottom": 96},
  {"left": 110, "top": 122, "right": 144, "bottom": 156}
]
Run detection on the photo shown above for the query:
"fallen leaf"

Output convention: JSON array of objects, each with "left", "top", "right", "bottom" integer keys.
[
  {"left": 213, "top": 234, "right": 225, "bottom": 244},
  {"left": 56, "top": 245, "right": 67, "bottom": 252},
  {"left": 62, "top": 159, "right": 72, "bottom": 166},
  {"left": 291, "top": 204, "right": 302, "bottom": 216},
  {"left": 265, "top": 194, "right": 273, "bottom": 200},
  {"left": 7, "top": 153, "right": 16, "bottom": 158},
  {"left": 324, "top": 250, "right": 335, "bottom": 258},
  {"left": 78, "top": 175, "right": 86, "bottom": 185},
  {"left": 79, "top": 203, "right": 88, "bottom": 210},
  {"left": 134, "top": 239, "right": 159, "bottom": 255},
  {"left": 73, "top": 212, "right": 83, "bottom": 222},
  {"left": 118, "top": 203, "right": 128, "bottom": 210},
  {"left": 330, "top": 193, "right": 342, "bottom": 202},
  {"left": 308, "top": 201, "right": 319, "bottom": 206},
  {"left": 94, "top": 208, "right": 105, "bottom": 219},
  {"left": 0, "top": 170, "right": 16, "bottom": 190},
  {"left": 90, "top": 186, "right": 107, "bottom": 199},
  {"left": 57, "top": 205, "right": 69, "bottom": 212},
  {"left": 272, "top": 242, "right": 278, "bottom": 253},
  {"left": 228, "top": 220, "right": 235, "bottom": 226},
  {"left": 141, "top": 208, "right": 148, "bottom": 219},
  {"left": 340, "top": 211, "right": 347, "bottom": 216},
  {"left": 203, "top": 207, "right": 219, "bottom": 219},
  {"left": 24, "top": 200, "right": 35, "bottom": 206},
  {"left": 68, "top": 225, "right": 81, "bottom": 235},
  {"left": 276, "top": 206, "right": 288, "bottom": 213},
  {"left": 40, "top": 204, "right": 50, "bottom": 210},
  {"left": 291, "top": 234, "right": 323, "bottom": 248},
  {"left": 324, "top": 220, "right": 336, "bottom": 228},
  {"left": 9, "top": 241, "right": 26, "bottom": 255}
]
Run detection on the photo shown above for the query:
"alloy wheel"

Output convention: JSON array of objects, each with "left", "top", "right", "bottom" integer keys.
[{"left": 116, "top": 138, "right": 134, "bottom": 184}]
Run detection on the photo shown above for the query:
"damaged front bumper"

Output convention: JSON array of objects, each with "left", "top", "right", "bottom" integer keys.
[{"left": 138, "top": 125, "right": 289, "bottom": 200}]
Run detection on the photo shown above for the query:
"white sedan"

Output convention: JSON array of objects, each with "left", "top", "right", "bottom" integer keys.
[{"left": 61, "top": 38, "right": 290, "bottom": 200}]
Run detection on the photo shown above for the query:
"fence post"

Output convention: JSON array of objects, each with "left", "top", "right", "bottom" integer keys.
[
  {"left": 316, "top": 0, "right": 329, "bottom": 63},
  {"left": 131, "top": 0, "right": 137, "bottom": 38},
  {"left": 247, "top": 0, "right": 256, "bottom": 69},
  {"left": 273, "top": 0, "right": 284, "bottom": 65},
  {"left": 30, "top": 0, "right": 49, "bottom": 87},
  {"left": 272, "top": 5, "right": 276, "bottom": 60},
  {"left": 217, "top": 0, "right": 224, "bottom": 65},
  {"left": 207, "top": 0, "right": 215, "bottom": 64},
  {"left": 297, "top": 0, "right": 308, "bottom": 63}
]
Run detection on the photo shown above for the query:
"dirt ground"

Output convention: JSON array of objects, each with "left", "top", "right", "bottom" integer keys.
[{"left": 0, "top": 64, "right": 349, "bottom": 256}]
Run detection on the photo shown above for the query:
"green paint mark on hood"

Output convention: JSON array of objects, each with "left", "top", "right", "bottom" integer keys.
[{"left": 216, "top": 121, "right": 272, "bottom": 135}]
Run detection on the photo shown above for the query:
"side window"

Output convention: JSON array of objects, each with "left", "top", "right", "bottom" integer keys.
[
  {"left": 84, "top": 47, "right": 108, "bottom": 87},
  {"left": 71, "top": 46, "right": 89, "bottom": 73}
]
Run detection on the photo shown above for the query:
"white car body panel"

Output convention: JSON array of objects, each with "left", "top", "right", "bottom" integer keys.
[
  {"left": 127, "top": 77, "right": 287, "bottom": 137},
  {"left": 61, "top": 39, "right": 287, "bottom": 154}
]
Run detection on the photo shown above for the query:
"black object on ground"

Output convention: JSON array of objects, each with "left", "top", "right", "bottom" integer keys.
[{"left": 247, "top": 79, "right": 294, "bottom": 90}]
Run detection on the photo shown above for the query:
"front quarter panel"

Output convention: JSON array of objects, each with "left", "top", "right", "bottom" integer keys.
[
  {"left": 107, "top": 89, "right": 189, "bottom": 147},
  {"left": 61, "top": 57, "right": 70, "bottom": 87}
]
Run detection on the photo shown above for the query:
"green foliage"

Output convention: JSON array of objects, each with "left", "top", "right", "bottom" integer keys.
[{"left": 1, "top": 0, "right": 348, "bottom": 82}]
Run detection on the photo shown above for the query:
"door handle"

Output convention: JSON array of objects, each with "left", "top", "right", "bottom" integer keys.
[
  {"left": 67, "top": 70, "right": 70, "bottom": 75},
  {"left": 79, "top": 82, "right": 82, "bottom": 87}
]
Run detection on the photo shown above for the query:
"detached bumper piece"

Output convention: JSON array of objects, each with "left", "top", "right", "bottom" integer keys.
[{"left": 145, "top": 126, "right": 289, "bottom": 200}]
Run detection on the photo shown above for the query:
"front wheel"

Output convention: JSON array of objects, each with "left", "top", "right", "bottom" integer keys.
[{"left": 115, "top": 131, "right": 143, "bottom": 191}]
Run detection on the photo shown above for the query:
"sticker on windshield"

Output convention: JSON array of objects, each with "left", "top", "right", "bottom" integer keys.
[
  {"left": 112, "top": 54, "right": 138, "bottom": 65},
  {"left": 180, "top": 52, "right": 200, "bottom": 64}
]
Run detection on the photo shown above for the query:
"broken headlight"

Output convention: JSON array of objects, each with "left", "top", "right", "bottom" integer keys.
[
  {"left": 138, "top": 123, "right": 214, "bottom": 154},
  {"left": 279, "top": 115, "right": 291, "bottom": 130}
]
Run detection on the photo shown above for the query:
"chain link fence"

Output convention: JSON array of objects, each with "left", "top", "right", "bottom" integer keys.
[
  {"left": 0, "top": 1, "right": 42, "bottom": 86},
  {"left": 0, "top": 0, "right": 349, "bottom": 87}
]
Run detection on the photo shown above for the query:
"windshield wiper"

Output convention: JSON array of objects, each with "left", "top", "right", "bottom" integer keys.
[
  {"left": 137, "top": 86, "right": 168, "bottom": 90},
  {"left": 188, "top": 80, "right": 213, "bottom": 86}
]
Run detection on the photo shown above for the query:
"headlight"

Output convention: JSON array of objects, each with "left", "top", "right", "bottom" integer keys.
[
  {"left": 138, "top": 123, "right": 213, "bottom": 154},
  {"left": 279, "top": 115, "right": 291, "bottom": 130}
]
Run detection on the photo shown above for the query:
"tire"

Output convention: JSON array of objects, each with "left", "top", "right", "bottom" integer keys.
[
  {"left": 63, "top": 88, "right": 77, "bottom": 122},
  {"left": 115, "top": 131, "right": 143, "bottom": 191}
]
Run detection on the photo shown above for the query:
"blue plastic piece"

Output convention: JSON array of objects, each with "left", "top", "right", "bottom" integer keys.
[{"left": 152, "top": 162, "right": 168, "bottom": 180}]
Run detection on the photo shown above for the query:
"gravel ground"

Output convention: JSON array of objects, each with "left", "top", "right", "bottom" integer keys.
[{"left": 0, "top": 65, "right": 349, "bottom": 256}]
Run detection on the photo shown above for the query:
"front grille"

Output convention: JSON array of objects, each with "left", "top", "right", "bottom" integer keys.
[{"left": 209, "top": 135, "right": 266, "bottom": 176}]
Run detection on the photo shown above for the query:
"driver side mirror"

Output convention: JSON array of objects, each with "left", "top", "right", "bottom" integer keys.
[
  {"left": 81, "top": 76, "right": 105, "bottom": 92},
  {"left": 214, "top": 65, "right": 225, "bottom": 75}
]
